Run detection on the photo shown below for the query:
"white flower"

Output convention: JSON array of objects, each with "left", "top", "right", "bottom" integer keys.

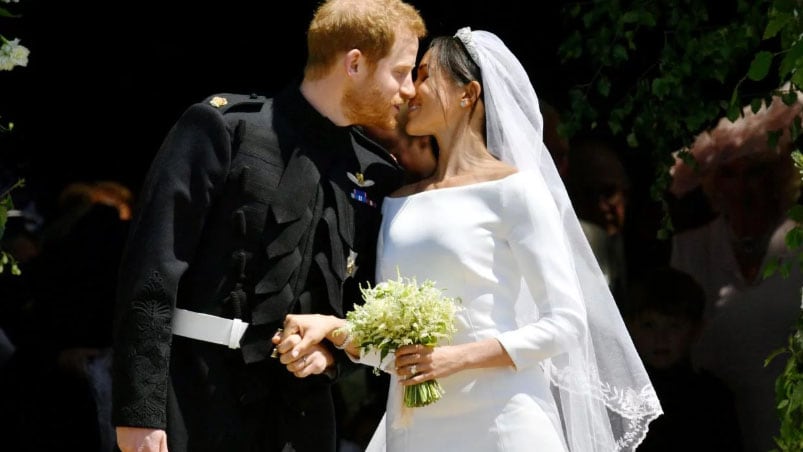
[
  {"left": 339, "top": 270, "right": 461, "bottom": 408},
  {"left": 0, "top": 37, "right": 29, "bottom": 71},
  {"left": 343, "top": 272, "right": 460, "bottom": 359}
]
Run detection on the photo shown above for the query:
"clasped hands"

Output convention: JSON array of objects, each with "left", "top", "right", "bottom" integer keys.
[
  {"left": 273, "top": 314, "right": 462, "bottom": 384},
  {"left": 271, "top": 314, "right": 337, "bottom": 378}
]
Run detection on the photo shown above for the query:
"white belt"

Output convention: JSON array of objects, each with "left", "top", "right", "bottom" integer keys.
[{"left": 171, "top": 308, "right": 249, "bottom": 350}]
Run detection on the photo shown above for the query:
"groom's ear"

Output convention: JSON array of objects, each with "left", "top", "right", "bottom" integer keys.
[{"left": 344, "top": 49, "right": 364, "bottom": 78}]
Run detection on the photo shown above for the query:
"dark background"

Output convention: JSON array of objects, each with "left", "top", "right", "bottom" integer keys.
[{"left": 1, "top": 0, "right": 576, "bottom": 220}]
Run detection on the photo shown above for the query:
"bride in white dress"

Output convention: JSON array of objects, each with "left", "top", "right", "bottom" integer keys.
[{"left": 275, "top": 27, "right": 662, "bottom": 451}]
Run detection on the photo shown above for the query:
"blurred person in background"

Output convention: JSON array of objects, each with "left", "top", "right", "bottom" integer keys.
[
  {"left": 565, "top": 137, "right": 630, "bottom": 309},
  {"left": 669, "top": 88, "right": 803, "bottom": 452},
  {"left": 626, "top": 266, "right": 742, "bottom": 452}
]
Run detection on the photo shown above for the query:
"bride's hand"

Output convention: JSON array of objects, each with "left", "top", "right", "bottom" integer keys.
[
  {"left": 276, "top": 313, "right": 339, "bottom": 346},
  {"left": 273, "top": 333, "right": 334, "bottom": 378},
  {"left": 394, "top": 344, "right": 462, "bottom": 385}
]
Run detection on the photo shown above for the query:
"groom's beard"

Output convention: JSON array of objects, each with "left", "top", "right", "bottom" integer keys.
[{"left": 342, "top": 79, "right": 396, "bottom": 131}]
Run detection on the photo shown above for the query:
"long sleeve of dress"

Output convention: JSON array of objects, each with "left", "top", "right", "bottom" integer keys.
[
  {"left": 111, "top": 103, "right": 233, "bottom": 429},
  {"left": 495, "top": 171, "right": 586, "bottom": 371}
]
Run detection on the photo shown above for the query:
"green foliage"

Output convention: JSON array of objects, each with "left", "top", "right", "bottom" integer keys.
[
  {"left": 1, "top": 0, "right": 26, "bottom": 276},
  {"left": 558, "top": 0, "right": 796, "bottom": 235},
  {"left": 0, "top": 178, "right": 24, "bottom": 276},
  {"left": 770, "top": 151, "right": 803, "bottom": 451},
  {"left": 0, "top": 6, "right": 20, "bottom": 19},
  {"left": 767, "top": 310, "right": 803, "bottom": 451}
]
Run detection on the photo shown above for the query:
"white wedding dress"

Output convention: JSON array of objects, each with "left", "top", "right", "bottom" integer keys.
[{"left": 365, "top": 170, "right": 584, "bottom": 452}]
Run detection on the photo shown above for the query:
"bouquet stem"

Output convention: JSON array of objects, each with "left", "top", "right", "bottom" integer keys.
[{"left": 403, "top": 379, "right": 445, "bottom": 407}]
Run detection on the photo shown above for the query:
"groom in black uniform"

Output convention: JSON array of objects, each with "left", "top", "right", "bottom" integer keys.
[{"left": 111, "top": 1, "right": 426, "bottom": 451}]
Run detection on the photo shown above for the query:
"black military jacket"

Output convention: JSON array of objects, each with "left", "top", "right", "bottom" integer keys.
[{"left": 112, "top": 83, "right": 403, "bottom": 430}]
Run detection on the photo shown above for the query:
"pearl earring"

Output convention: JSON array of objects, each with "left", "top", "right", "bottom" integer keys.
[{"left": 460, "top": 99, "right": 468, "bottom": 107}]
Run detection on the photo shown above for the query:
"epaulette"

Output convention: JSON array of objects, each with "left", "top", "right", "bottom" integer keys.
[{"left": 202, "top": 92, "right": 268, "bottom": 115}]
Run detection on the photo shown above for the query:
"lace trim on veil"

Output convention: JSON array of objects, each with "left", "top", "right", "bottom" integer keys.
[{"left": 544, "top": 360, "right": 662, "bottom": 450}]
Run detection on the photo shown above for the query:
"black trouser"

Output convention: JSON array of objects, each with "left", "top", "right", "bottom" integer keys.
[{"left": 165, "top": 338, "right": 337, "bottom": 452}]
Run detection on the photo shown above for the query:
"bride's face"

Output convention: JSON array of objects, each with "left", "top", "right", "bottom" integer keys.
[{"left": 405, "top": 50, "right": 463, "bottom": 137}]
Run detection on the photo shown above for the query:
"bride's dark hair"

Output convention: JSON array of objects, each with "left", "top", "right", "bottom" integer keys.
[{"left": 427, "top": 36, "right": 483, "bottom": 103}]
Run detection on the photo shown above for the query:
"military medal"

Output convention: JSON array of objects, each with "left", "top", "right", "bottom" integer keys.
[
  {"left": 350, "top": 188, "right": 376, "bottom": 207},
  {"left": 348, "top": 171, "right": 377, "bottom": 206}
]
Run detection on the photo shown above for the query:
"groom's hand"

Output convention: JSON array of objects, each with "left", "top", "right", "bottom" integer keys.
[{"left": 116, "top": 426, "right": 168, "bottom": 452}]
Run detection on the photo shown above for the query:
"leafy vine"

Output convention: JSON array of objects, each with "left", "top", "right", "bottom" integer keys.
[{"left": 0, "top": 0, "right": 29, "bottom": 275}]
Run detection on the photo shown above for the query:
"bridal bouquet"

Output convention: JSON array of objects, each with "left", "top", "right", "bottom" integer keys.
[{"left": 338, "top": 270, "right": 460, "bottom": 407}]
